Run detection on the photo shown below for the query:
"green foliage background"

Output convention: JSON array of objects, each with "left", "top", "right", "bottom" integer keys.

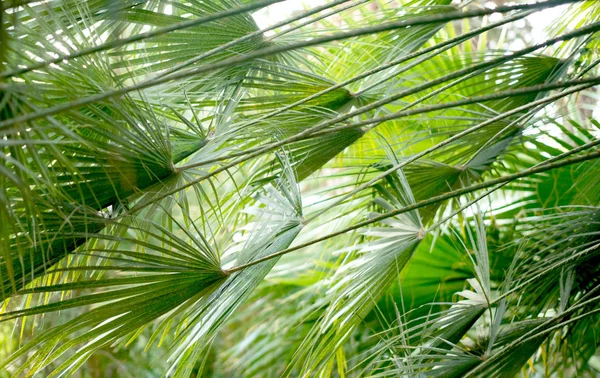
[{"left": 1, "top": 0, "right": 600, "bottom": 376}]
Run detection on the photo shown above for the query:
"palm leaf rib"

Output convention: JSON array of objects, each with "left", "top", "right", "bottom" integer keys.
[{"left": 0, "top": 0, "right": 582, "bottom": 131}]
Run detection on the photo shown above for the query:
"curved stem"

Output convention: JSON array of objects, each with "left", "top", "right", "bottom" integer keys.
[
  {"left": 302, "top": 77, "right": 600, "bottom": 139},
  {"left": 302, "top": 81, "right": 598, "bottom": 223},
  {"left": 225, "top": 148, "right": 600, "bottom": 273},
  {"left": 176, "top": 21, "right": 600, "bottom": 173},
  {"left": 0, "top": 0, "right": 285, "bottom": 79},
  {"left": 179, "top": 10, "right": 536, "bottom": 170},
  {"left": 0, "top": 0, "right": 585, "bottom": 132},
  {"left": 132, "top": 77, "right": 598, "bottom": 216},
  {"left": 156, "top": 0, "right": 356, "bottom": 80}
]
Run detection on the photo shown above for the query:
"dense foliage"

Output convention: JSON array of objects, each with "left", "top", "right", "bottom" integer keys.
[{"left": 1, "top": 0, "right": 600, "bottom": 376}]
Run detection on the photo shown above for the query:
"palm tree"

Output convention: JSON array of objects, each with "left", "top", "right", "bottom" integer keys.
[{"left": 1, "top": 0, "right": 600, "bottom": 376}]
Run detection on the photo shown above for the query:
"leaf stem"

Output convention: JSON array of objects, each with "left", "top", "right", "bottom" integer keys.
[
  {"left": 225, "top": 148, "right": 600, "bottom": 273},
  {"left": 156, "top": 0, "right": 357, "bottom": 80},
  {"left": 0, "top": 0, "right": 285, "bottom": 79},
  {"left": 305, "top": 77, "right": 600, "bottom": 139},
  {"left": 0, "top": 0, "right": 585, "bottom": 132},
  {"left": 131, "top": 78, "right": 597, "bottom": 215},
  {"left": 176, "top": 20, "right": 600, "bottom": 173},
  {"left": 301, "top": 81, "right": 598, "bottom": 223},
  {"left": 178, "top": 10, "right": 535, "bottom": 170}
]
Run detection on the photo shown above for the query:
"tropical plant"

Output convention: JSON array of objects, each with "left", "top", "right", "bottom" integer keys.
[{"left": 1, "top": 0, "right": 600, "bottom": 376}]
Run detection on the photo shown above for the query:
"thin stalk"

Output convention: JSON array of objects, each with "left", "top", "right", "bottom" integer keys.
[
  {"left": 268, "top": 0, "right": 370, "bottom": 39},
  {"left": 137, "top": 78, "right": 597, "bottom": 217},
  {"left": 493, "top": 243, "right": 600, "bottom": 305},
  {"left": 177, "top": 21, "right": 600, "bottom": 172},
  {"left": 372, "top": 78, "right": 582, "bottom": 165},
  {"left": 302, "top": 76, "right": 600, "bottom": 139},
  {"left": 388, "top": 58, "right": 511, "bottom": 114},
  {"left": 4, "top": 0, "right": 40, "bottom": 8},
  {"left": 425, "top": 184, "right": 506, "bottom": 233},
  {"left": 184, "top": 9, "right": 533, "bottom": 167},
  {"left": 421, "top": 103, "right": 558, "bottom": 227},
  {"left": 535, "top": 137, "right": 600, "bottom": 166},
  {"left": 156, "top": 0, "right": 356, "bottom": 80},
  {"left": 224, "top": 148, "right": 600, "bottom": 274},
  {"left": 576, "top": 56, "right": 600, "bottom": 78},
  {"left": 0, "top": 0, "right": 585, "bottom": 131},
  {"left": 302, "top": 81, "right": 597, "bottom": 223},
  {"left": 0, "top": 0, "right": 285, "bottom": 79},
  {"left": 465, "top": 285, "right": 600, "bottom": 377},
  {"left": 465, "top": 110, "right": 539, "bottom": 166}
]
